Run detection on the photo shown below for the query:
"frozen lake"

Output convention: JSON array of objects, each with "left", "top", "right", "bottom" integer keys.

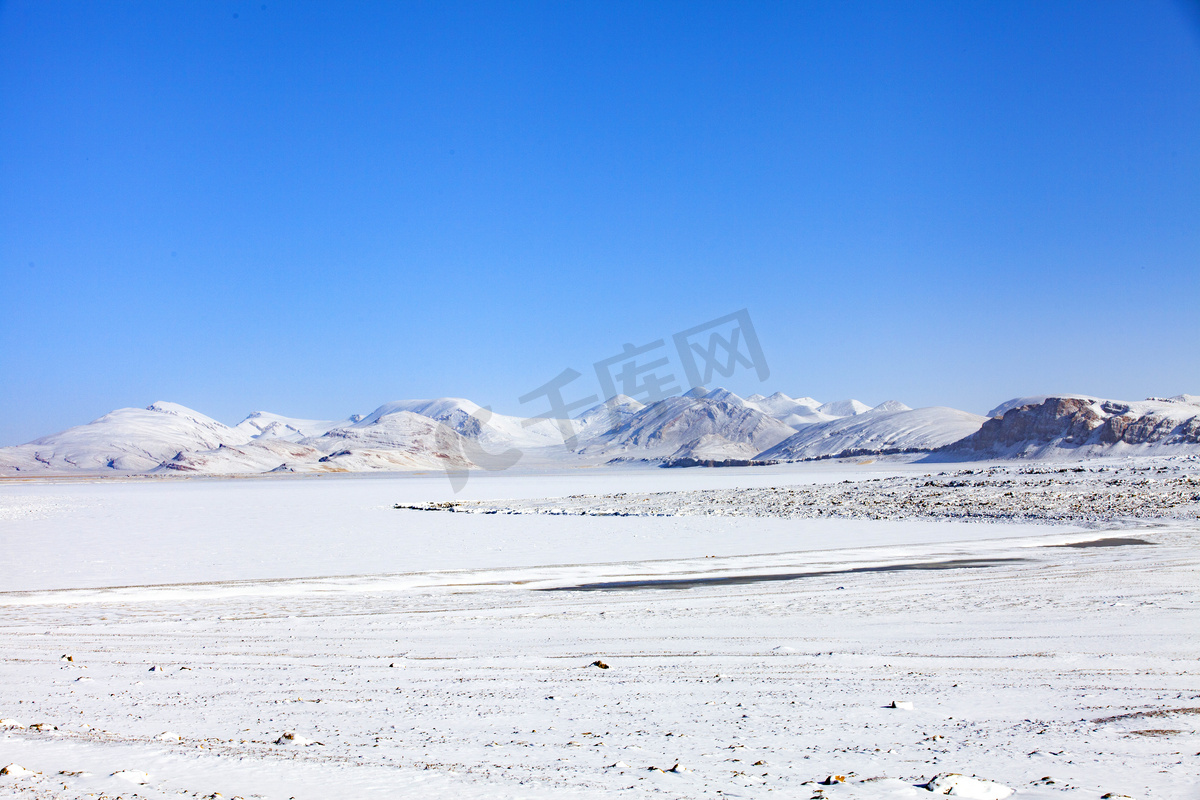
[{"left": 0, "top": 465, "right": 1196, "bottom": 798}]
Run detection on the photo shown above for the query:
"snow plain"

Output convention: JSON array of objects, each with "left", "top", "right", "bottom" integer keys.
[{"left": 0, "top": 462, "right": 1197, "bottom": 799}]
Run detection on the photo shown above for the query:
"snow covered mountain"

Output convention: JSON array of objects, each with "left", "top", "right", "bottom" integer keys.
[
  {"left": 166, "top": 408, "right": 486, "bottom": 474},
  {"left": 757, "top": 406, "right": 987, "bottom": 462},
  {"left": 4, "top": 390, "right": 1196, "bottom": 476},
  {"left": 362, "top": 398, "right": 565, "bottom": 451},
  {"left": 576, "top": 389, "right": 797, "bottom": 461},
  {"left": 0, "top": 402, "right": 254, "bottom": 473},
  {"left": 940, "top": 395, "right": 1200, "bottom": 459},
  {"left": 742, "top": 392, "right": 835, "bottom": 426}
]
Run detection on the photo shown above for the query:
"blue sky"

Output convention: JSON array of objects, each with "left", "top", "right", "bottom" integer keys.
[{"left": 1, "top": 1, "right": 1198, "bottom": 445}]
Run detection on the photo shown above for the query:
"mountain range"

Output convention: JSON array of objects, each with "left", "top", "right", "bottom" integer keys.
[{"left": 1, "top": 390, "right": 1197, "bottom": 476}]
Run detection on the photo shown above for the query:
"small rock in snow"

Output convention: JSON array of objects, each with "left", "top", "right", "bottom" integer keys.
[
  {"left": 59, "top": 654, "right": 73, "bottom": 662},
  {"left": 821, "top": 774, "right": 848, "bottom": 784},
  {"left": 0, "top": 763, "right": 35, "bottom": 776},
  {"left": 589, "top": 660, "right": 610, "bottom": 669},
  {"left": 889, "top": 700, "right": 915, "bottom": 710},
  {"left": 29, "top": 722, "right": 57, "bottom": 732},
  {"left": 0, "top": 719, "right": 25, "bottom": 729},
  {"left": 924, "top": 773, "right": 1014, "bottom": 799},
  {"left": 155, "top": 731, "right": 182, "bottom": 741},
  {"left": 275, "top": 730, "right": 322, "bottom": 746},
  {"left": 111, "top": 769, "right": 151, "bottom": 783}
]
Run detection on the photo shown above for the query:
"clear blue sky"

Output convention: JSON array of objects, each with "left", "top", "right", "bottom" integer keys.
[{"left": 2, "top": 0, "right": 1198, "bottom": 445}]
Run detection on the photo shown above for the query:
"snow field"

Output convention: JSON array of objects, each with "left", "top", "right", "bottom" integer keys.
[{"left": 0, "top": 465, "right": 1196, "bottom": 798}]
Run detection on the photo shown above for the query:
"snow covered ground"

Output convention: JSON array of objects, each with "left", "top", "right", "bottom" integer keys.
[{"left": 0, "top": 462, "right": 1197, "bottom": 798}]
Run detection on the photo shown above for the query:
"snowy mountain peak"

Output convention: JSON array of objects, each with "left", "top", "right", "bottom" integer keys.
[
  {"left": 870, "top": 400, "right": 912, "bottom": 414},
  {"left": 235, "top": 411, "right": 350, "bottom": 442},
  {"left": 144, "top": 401, "right": 228, "bottom": 427},
  {"left": 1162, "top": 394, "right": 1200, "bottom": 407},
  {"left": 361, "top": 398, "right": 484, "bottom": 426},
  {"left": 816, "top": 399, "right": 872, "bottom": 417},
  {"left": 700, "top": 387, "right": 746, "bottom": 406}
]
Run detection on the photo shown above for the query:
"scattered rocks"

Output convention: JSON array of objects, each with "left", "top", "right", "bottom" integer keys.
[
  {"left": 0, "top": 719, "right": 25, "bottom": 729},
  {"left": 421, "top": 461, "right": 1200, "bottom": 524},
  {"left": 29, "top": 723, "right": 57, "bottom": 732}
]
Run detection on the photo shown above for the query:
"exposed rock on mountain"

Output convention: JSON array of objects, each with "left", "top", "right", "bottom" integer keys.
[{"left": 941, "top": 395, "right": 1200, "bottom": 459}]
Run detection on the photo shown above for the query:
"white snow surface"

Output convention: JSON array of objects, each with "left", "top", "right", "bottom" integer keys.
[{"left": 0, "top": 462, "right": 1197, "bottom": 798}]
